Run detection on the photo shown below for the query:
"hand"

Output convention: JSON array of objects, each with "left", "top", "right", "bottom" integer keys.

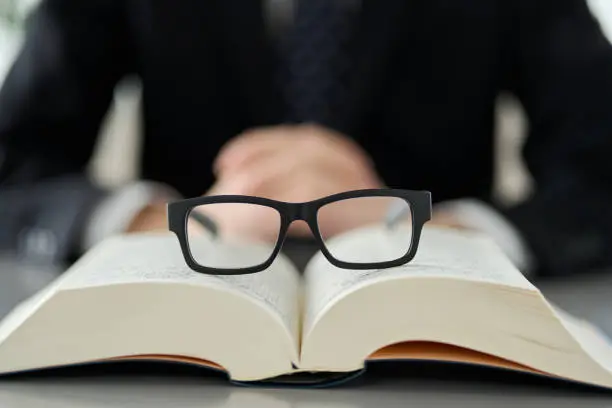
[
  {"left": 126, "top": 203, "right": 168, "bottom": 233},
  {"left": 208, "top": 124, "right": 385, "bottom": 240},
  {"left": 213, "top": 124, "right": 380, "bottom": 199},
  {"left": 428, "top": 211, "right": 469, "bottom": 230}
]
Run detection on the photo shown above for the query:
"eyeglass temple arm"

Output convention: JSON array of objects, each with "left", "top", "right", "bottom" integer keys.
[{"left": 188, "top": 211, "right": 219, "bottom": 237}]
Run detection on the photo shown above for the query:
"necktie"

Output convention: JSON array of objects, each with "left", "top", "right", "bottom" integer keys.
[{"left": 282, "top": 0, "right": 356, "bottom": 127}]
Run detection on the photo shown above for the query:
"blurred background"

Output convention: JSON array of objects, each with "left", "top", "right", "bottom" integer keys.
[{"left": 1, "top": 0, "right": 611, "bottom": 206}]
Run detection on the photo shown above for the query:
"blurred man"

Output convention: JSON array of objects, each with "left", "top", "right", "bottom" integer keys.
[{"left": 0, "top": 0, "right": 612, "bottom": 276}]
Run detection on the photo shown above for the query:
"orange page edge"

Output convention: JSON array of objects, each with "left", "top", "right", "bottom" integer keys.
[
  {"left": 368, "top": 341, "right": 548, "bottom": 376},
  {"left": 101, "top": 341, "right": 550, "bottom": 378}
]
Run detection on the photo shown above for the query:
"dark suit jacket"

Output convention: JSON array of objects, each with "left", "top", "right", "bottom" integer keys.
[{"left": 1, "top": 0, "right": 612, "bottom": 274}]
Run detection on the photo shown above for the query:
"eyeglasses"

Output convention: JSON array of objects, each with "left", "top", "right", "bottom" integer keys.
[{"left": 167, "top": 189, "right": 432, "bottom": 275}]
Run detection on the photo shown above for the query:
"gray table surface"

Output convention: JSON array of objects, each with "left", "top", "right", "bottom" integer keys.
[{"left": 0, "top": 254, "right": 612, "bottom": 407}]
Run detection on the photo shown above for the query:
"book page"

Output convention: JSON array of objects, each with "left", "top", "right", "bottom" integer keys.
[
  {"left": 0, "top": 273, "right": 68, "bottom": 344},
  {"left": 553, "top": 305, "right": 612, "bottom": 372},
  {"left": 303, "top": 225, "right": 536, "bottom": 334},
  {"left": 56, "top": 233, "right": 301, "bottom": 341}
]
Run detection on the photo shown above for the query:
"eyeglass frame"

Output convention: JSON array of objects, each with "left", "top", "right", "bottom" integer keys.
[{"left": 167, "top": 188, "right": 432, "bottom": 275}]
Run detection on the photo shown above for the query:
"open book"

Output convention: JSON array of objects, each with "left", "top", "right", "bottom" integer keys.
[{"left": 0, "top": 226, "right": 611, "bottom": 388}]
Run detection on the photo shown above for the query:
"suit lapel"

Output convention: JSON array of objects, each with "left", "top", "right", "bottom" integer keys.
[
  {"left": 340, "top": 0, "right": 409, "bottom": 134},
  {"left": 215, "top": 0, "right": 284, "bottom": 126}
]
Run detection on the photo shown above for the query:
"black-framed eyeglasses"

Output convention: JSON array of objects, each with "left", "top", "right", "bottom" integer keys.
[{"left": 167, "top": 189, "right": 432, "bottom": 275}]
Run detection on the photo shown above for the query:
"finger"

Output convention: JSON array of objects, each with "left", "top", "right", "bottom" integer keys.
[
  {"left": 213, "top": 126, "right": 296, "bottom": 176},
  {"left": 295, "top": 124, "right": 376, "bottom": 169},
  {"left": 215, "top": 124, "right": 377, "bottom": 181},
  {"left": 216, "top": 152, "right": 305, "bottom": 198},
  {"left": 226, "top": 132, "right": 369, "bottom": 183},
  {"left": 215, "top": 124, "right": 363, "bottom": 177}
]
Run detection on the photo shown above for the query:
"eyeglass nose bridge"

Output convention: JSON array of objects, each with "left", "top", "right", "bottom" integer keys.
[
  {"left": 283, "top": 202, "right": 319, "bottom": 230},
  {"left": 286, "top": 203, "right": 316, "bottom": 224}
]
